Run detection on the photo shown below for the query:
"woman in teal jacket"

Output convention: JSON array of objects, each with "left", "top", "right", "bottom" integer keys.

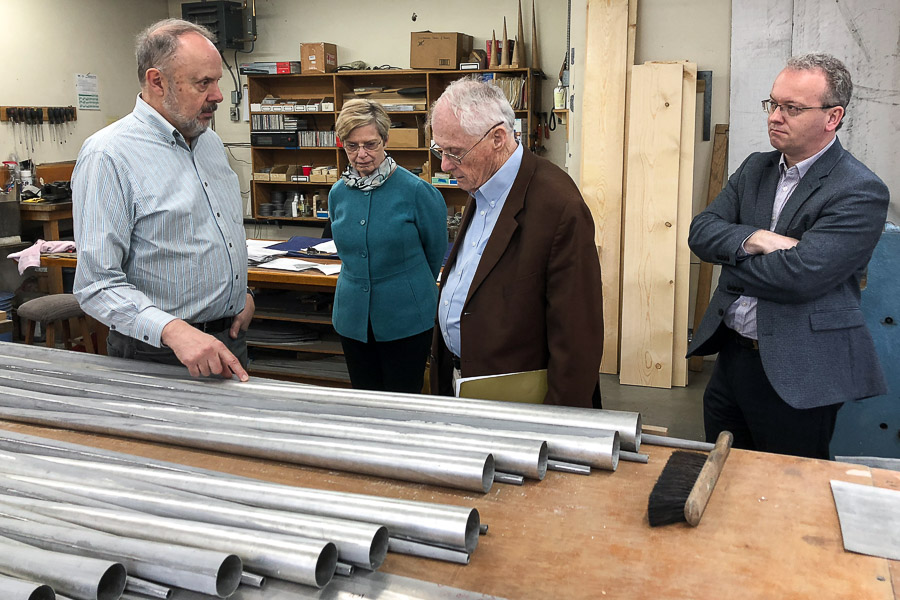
[{"left": 329, "top": 99, "right": 447, "bottom": 392}]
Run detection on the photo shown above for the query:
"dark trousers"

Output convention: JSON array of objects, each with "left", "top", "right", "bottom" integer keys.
[
  {"left": 107, "top": 329, "right": 249, "bottom": 370},
  {"left": 703, "top": 328, "right": 841, "bottom": 459},
  {"left": 339, "top": 324, "right": 432, "bottom": 394}
]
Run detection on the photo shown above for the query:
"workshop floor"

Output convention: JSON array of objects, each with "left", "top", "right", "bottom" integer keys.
[{"left": 601, "top": 361, "right": 712, "bottom": 442}]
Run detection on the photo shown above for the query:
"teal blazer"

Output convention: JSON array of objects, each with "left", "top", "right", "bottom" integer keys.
[{"left": 329, "top": 166, "right": 447, "bottom": 342}]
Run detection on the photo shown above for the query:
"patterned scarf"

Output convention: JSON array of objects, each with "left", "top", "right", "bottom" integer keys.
[{"left": 340, "top": 156, "right": 398, "bottom": 191}]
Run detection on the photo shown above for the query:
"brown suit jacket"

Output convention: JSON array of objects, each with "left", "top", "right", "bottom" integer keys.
[{"left": 431, "top": 148, "right": 604, "bottom": 408}]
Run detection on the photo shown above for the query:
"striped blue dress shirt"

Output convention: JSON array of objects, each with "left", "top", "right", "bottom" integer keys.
[
  {"left": 72, "top": 95, "right": 247, "bottom": 347},
  {"left": 439, "top": 142, "right": 523, "bottom": 356}
]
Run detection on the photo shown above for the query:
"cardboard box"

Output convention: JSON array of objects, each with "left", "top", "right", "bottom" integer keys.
[
  {"left": 410, "top": 32, "right": 473, "bottom": 70},
  {"left": 301, "top": 43, "right": 338, "bottom": 74},
  {"left": 276, "top": 61, "right": 301, "bottom": 74},
  {"left": 388, "top": 128, "right": 424, "bottom": 148},
  {"left": 268, "top": 165, "right": 299, "bottom": 182}
]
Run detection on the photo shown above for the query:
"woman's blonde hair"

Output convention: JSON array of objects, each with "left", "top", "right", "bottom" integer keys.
[{"left": 335, "top": 99, "right": 391, "bottom": 142}]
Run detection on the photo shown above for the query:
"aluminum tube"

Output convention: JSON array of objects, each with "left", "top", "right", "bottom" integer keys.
[
  {"left": 228, "top": 380, "right": 643, "bottom": 451},
  {"left": 388, "top": 538, "right": 470, "bottom": 565},
  {"left": 23, "top": 453, "right": 481, "bottom": 554},
  {"left": 0, "top": 494, "right": 337, "bottom": 589},
  {"left": 479, "top": 524, "right": 488, "bottom": 535},
  {"left": 0, "top": 535, "right": 126, "bottom": 600},
  {"left": 547, "top": 460, "right": 591, "bottom": 475},
  {"left": 0, "top": 509, "right": 243, "bottom": 598},
  {"left": 0, "top": 389, "right": 544, "bottom": 480},
  {"left": 0, "top": 351, "right": 642, "bottom": 451},
  {"left": 335, "top": 562, "right": 354, "bottom": 577},
  {"left": 240, "top": 571, "right": 266, "bottom": 588},
  {"left": 619, "top": 451, "right": 649, "bottom": 463},
  {"left": 642, "top": 434, "right": 715, "bottom": 452},
  {"left": 0, "top": 574, "right": 55, "bottom": 600},
  {"left": 124, "top": 576, "right": 170, "bottom": 599},
  {"left": 0, "top": 462, "right": 388, "bottom": 571},
  {"left": 92, "top": 399, "right": 549, "bottom": 480},
  {"left": 0, "top": 382, "right": 617, "bottom": 472},
  {"left": 0, "top": 407, "right": 496, "bottom": 494},
  {"left": 494, "top": 472, "right": 524, "bottom": 486}
]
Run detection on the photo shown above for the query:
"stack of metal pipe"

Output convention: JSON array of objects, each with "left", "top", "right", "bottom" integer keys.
[
  {"left": 0, "top": 342, "right": 645, "bottom": 597},
  {"left": 0, "top": 430, "right": 491, "bottom": 598}
]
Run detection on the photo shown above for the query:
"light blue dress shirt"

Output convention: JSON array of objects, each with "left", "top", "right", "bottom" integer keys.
[
  {"left": 439, "top": 143, "right": 523, "bottom": 356},
  {"left": 725, "top": 137, "right": 836, "bottom": 339},
  {"left": 72, "top": 95, "right": 248, "bottom": 347}
]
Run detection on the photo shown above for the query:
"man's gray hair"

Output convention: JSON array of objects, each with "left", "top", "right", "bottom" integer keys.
[
  {"left": 786, "top": 53, "right": 852, "bottom": 115},
  {"left": 429, "top": 77, "right": 516, "bottom": 137},
  {"left": 136, "top": 18, "right": 216, "bottom": 85}
]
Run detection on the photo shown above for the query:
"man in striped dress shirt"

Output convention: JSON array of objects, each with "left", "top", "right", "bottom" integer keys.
[{"left": 72, "top": 19, "right": 253, "bottom": 381}]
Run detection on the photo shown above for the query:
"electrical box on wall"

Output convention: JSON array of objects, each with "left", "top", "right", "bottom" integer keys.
[{"left": 182, "top": 1, "right": 245, "bottom": 51}]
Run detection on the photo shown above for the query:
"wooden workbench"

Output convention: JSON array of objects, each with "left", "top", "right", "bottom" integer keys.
[
  {"left": 21, "top": 202, "right": 74, "bottom": 293},
  {"left": 0, "top": 420, "right": 894, "bottom": 599},
  {"left": 40, "top": 254, "right": 339, "bottom": 294}
]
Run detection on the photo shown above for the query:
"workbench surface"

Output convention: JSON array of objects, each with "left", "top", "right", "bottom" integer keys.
[{"left": 0, "top": 421, "right": 895, "bottom": 599}]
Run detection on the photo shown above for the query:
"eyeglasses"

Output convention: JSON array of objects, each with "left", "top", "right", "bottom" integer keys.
[
  {"left": 430, "top": 122, "right": 504, "bottom": 165},
  {"left": 343, "top": 139, "right": 383, "bottom": 153},
  {"left": 761, "top": 99, "right": 838, "bottom": 117}
]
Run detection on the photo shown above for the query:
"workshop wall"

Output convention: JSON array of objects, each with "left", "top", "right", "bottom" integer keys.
[{"left": 0, "top": 0, "right": 170, "bottom": 168}]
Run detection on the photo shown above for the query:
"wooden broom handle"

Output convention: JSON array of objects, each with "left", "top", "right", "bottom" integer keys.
[{"left": 684, "top": 430, "right": 733, "bottom": 526}]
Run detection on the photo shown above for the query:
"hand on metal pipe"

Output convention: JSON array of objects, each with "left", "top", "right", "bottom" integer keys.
[{"left": 160, "top": 320, "right": 249, "bottom": 381}]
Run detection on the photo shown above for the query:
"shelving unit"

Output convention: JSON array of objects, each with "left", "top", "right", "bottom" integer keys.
[
  {"left": 245, "top": 68, "right": 536, "bottom": 386},
  {"left": 246, "top": 68, "right": 537, "bottom": 220}
]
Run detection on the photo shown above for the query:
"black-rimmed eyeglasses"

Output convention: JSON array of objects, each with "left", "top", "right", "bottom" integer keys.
[
  {"left": 431, "top": 121, "right": 504, "bottom": 165},
  {"left": 761, "top": 99, "right": 838, "bottom": 118}
]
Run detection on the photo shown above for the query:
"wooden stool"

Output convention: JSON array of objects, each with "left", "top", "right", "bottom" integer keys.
[{"left": 17, "top": 294, "right": 98, "bottom": 354}]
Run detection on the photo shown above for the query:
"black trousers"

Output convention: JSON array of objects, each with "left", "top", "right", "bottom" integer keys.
[
  {"left": 339, "top": 324, "right": 432, "bottom": 394},
  {"left": 703, "top": 328, "right": 841, "bottom": 459},
  {"left": 107, "top": 329, "right": 249, "bottom": 369}
]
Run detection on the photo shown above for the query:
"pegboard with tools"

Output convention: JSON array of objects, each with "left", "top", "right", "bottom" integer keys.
[{"left": 2, "top": 106, "right": 78, "bottom": 151}]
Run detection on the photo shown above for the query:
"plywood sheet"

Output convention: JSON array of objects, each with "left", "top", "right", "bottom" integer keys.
[
  {"left": 579, "top": 0, "right": 630, "bottom": 375},
  {"left": 620, "top": 62, "right": 683, "bottom": 388}
]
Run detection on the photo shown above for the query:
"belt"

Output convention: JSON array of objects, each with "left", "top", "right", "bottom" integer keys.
[
  {"left": 451, "top": 355, "right": 462, "bottom": 370},
  {"left": 190, "top": 317, "right": 233, "bottom": 334},
  {"left": 727, "top": 328, "right": 759, "bottom": 350}
]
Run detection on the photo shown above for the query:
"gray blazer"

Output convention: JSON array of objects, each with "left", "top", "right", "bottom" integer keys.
[{"left": 687, "top": 138, "right": 889, "bottom": 409}]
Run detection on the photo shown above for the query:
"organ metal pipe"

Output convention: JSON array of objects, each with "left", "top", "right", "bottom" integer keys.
[
  {"left": 642, "top": 434, "right": 715, "bottom": 452},
  {"left": 0, "top": 389, "right": 544, "bottom": 481},
  {"left": 240, "top": 572, "right": 266, "bottom": 588},
  {"left": 0, "top": 504, "right": 243, "bottom": 598},
  {"left": 0, "top": 460, "right": 387, "bottom": 571},
  {"left": 0, "top": 350, "right": 642, "bottom": 451},
  {"left": 0, "top": 431, "right": 481, "bottom": 553},
  {"left": 0, "top": 574, "right": 55, "bottom": 600},
  {"left": 124, "top": 576, "right": 170, "bottom": 599},
  {"left": 91, "top": 399, "right": 549, "bottom": 480},
  {"left": 21, "top": 452, "right": 480, "bottom": 554},
  {"left": 0, "top": 535, "right": 126, "bottom": 600},
  {"left": 547, "top": 460, "right": 591, "bottom": 475},
  {"left": 0, "top": 381, "right": 617, "bottom": 472},
  {"left": 0, "top": 407, "right": 496, "bottom": 494},
  {"left": 494, "top": 472, "right": 524, "bottom": 486},
  {"left": 620, "top": 451, "right": 649, "bottom": 463},
  {"left": 0, "top": 494, "right": 337, "bottom": 589},
  {"left": 388, "top": 538, "right": 470, "bottom": 565}
]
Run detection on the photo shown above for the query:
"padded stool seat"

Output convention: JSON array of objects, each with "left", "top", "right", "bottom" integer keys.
[{"left": 18, "top": 294, "right": 98, "bottom": 353}]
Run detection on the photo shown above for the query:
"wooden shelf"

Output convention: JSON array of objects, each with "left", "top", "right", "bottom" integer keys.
[
  {"left": 248, "top": 339, "right": 343, "bottom": 355},
  {"left": 253, "top": 309, "right": 333, "bottom": 325}
]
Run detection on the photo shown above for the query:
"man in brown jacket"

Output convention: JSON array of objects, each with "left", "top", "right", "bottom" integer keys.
[{"left": 428, "top": 78, "right": 604, "bottom": 408}]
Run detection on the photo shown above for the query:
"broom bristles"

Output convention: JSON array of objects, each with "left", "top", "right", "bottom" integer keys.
[{"left": 647, "top": 451, "right": 708, "bottom": 527}]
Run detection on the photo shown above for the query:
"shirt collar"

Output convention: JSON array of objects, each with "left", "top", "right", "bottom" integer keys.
[
  {"left": 133, "top": 94, "right": 192, "bottom": 149},
  {"left": 474, "top": 142, "right": 523, "bottom": 204},
  {"left": 779, "top": 136, "right": 836, "bottom": 178}
]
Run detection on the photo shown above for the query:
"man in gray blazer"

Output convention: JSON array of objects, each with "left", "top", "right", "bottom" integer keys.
[{"left": 687, "top": 53, "right": 889, "bottom": 459}]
